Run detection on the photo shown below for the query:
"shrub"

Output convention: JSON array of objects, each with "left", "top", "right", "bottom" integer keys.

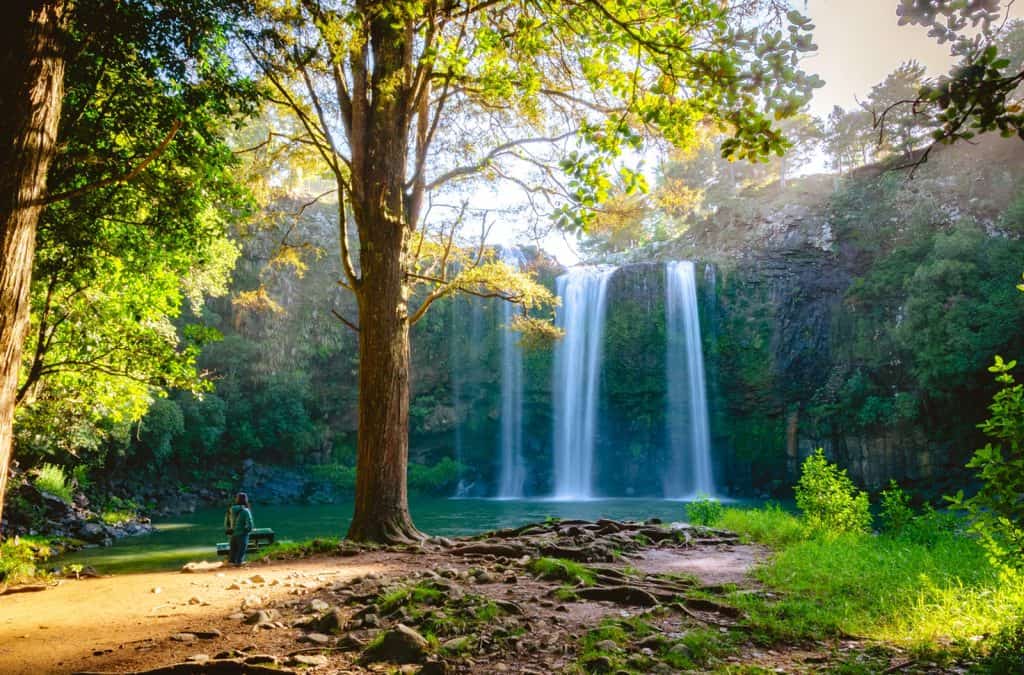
[
  {"left": 0, "top": 537, "right": 51, "bottom": 585},
  {"left": 947, "top": 356, "right": 1024, "bottom": 572},
  {"left": 685, "top": 495, "right": 724, "bottom": 526},
  {"left": 794, "top": 449, "right": 871, "bottom": 536},
  {"left": 33, "top": 463, "right": 73, "bottom": 503},
  {"left": 879, "top": 480, "right": 914, "bottom": 534}
]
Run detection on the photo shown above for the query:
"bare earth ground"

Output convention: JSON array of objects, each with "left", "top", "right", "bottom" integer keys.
[{"left": 0, "top": 520, "right": 928, "bottom": 674}]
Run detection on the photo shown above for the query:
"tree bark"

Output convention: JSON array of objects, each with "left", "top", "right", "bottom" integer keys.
[
  {"left": 344, "top": 9, "right": 423, "bottom": 543},
  {"left": 0, "top": 0, "right": 67, "bottom": 534},
  {"left": 345, "top": 242, "right": 422, "bottom": 543}
]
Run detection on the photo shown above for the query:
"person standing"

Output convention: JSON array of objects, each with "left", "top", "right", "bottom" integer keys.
[{"left": 224, "top": 492, "right": 254, "bottom": 566}]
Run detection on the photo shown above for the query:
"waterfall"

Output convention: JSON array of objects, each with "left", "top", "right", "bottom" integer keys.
[
  {"left": 496, "top": 248, "right": 526, "bottom": 498},
  {"left": 552, "top": 266, "right": 615, "bottom": 499},
  {"left": 450, "top": 295, "right": 483, "bottom": 498},
  {"left": 665, "top": 261, "right": 715, "bottom": 498}
]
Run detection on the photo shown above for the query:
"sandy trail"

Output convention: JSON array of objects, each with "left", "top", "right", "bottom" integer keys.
[
  {"left": 0, "top": 555, "right": 399, "bottom": 675},
  {"left": 0, "top": 537, "right": 770, "bottom": 674}
]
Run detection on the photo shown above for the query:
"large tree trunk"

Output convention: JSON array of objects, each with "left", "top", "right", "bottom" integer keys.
[
  {"left": 0, "top": 1, "right": 67, "bottom": 534},
  {"left": 344, "top": 11, "right": 422, "bottom": 544},
  {"left": 345, "top": 243, "right": 422, "bottom": 543}
]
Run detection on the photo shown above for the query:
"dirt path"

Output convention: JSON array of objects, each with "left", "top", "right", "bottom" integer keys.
[
  {"left": 0, "top": 554, "right": 403, "bottom": 674},
  {"left": 0, "top": 521, "right": 778, "bottom": 674}
]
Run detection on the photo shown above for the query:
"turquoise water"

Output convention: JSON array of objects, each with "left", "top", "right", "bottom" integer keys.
[{"left": 58, "top": 498, "right": 710, "bottom": 575}]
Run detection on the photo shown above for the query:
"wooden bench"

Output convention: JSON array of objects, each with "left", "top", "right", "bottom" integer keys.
[{"left": 216, "top": 528, "right": 276, "bottom": 557}]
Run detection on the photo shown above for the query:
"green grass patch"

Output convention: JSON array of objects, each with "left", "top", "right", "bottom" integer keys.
[
  {"left": 553, "top": 585, "right": 579, "bottom": 602},
  {"left": 253, "top": 537, "right": 341, "bottom": 561},
  {"left": 718, "top": 503, "right": 805, "bottom": 548},
  {"left": 377, "top": 582, "right": 446, "bottom": 614},
  {"left": 100, "top": 510, "right": 136, "bottom": 526},
  {"left": 723, "top": 506, "right": 1024, "bottom": 653},
  {"left": 416, "top": 593, "right": 512, "bottom": 638},
  {"left": 570, "top": 617, "right": 740, "bottom": 673},
  {"left": 529, "top": 557, "right": 595, "bottom": 585}
]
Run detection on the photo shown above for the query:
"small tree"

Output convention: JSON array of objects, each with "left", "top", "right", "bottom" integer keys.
[{"left": 795, "top": 449, "right": 872, "bottom": 536}]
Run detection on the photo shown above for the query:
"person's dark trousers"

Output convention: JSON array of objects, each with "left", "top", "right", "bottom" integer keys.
[{"left": 229, "top": 533, "right": 249, "bottom": 564}]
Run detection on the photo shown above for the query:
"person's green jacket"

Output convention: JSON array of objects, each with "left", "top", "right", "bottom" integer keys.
[{"left": 225, "top": 504, "right": 253, "bottom": 535}]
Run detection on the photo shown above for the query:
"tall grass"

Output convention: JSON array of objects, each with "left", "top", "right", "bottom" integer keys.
[
  {"left": 33, "top": 463, "right": 73, "bottom": 503},
  {"left": 716, "top": 504, "right": 1024, "bottom": 651},
  {"left": 718, "top": 503, "right": 805, "bottom": 548}
]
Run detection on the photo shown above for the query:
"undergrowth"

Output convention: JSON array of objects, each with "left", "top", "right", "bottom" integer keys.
[{"left": 0, "top": 536, "right": 53, "bottom": 585}]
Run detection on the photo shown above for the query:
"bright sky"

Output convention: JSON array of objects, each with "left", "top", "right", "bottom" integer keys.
[{"left": 484, "top": 1, "right": 1024, "bottom": 265}]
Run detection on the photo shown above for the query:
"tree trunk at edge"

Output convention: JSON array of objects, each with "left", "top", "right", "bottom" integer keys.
[{"left": 0, "top": 0, "right": 66, "bottom": 534}]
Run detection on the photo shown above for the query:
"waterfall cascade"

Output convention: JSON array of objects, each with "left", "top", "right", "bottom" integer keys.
[
  {"left": 496, "top": 248, "right": 527, "bottom": 498},
  {"left": 552, "top": 266, "right": 616, "bottom": 499},
  {"left": 450, "top": 296, "right": 483, "bottom": 498},
  {"left": 665, "top": 261, "right": 715, "bottom": 498}
]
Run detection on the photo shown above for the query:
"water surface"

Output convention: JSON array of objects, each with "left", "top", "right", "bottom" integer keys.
[{"left": 59, "top": 498, "right": 713, "bottom": 575}]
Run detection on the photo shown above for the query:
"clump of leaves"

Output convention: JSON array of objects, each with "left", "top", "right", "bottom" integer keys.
[
  {"left": 947, "top": 356, "right": 1024, "bottom": 572},
  {"left": 686, "top": 495, "right": 724, "bottom": 526},
  {"left": 795, "top": 449, "right": 871, "bottom": 536}
]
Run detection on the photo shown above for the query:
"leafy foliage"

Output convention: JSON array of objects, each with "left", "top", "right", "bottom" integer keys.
[
  {"left": 879, "top": 481, "right": 915, "bottom": 534},
  {"left": 896, "top": 5, "right": 1024, "bottom": 159},
  {"left": 685, "top": 495, "right": 724, "bottom": 526},
  {"left": 0, "top": 537, "right": 52, "bottom": 586},
  {"left": 947, "top": 356, "right": 1024, "bottom": 571},
  {"left": 14, "top": 0, "right": 257, "bottom": 470},
  {"left": 794, "top": 449, "right": 871, "bottom": 536}
]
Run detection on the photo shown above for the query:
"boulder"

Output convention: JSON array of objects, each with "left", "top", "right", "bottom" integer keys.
[
  {"left": 361, "top": 624, "right": 429, "bottom": 664},
  {"left": 316, "top": 608, "right": 348, "bottom": 634}
]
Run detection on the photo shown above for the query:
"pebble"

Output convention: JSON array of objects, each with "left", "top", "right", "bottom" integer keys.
[{"left": 241, "top": 594, "right": 263, "bottom": 609}]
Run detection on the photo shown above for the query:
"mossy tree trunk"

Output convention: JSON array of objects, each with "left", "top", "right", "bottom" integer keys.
[
  {"left": 343, "top": 9, "right": 423, "bottom": 543},
  {"left": 0, "top": 0, "right": 66, "bottom": 533}
]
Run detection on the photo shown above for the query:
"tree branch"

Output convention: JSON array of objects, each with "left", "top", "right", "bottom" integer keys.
[
  {"left": 42, "top": 120, "right": 182, "bottom": 205},
  {"left": 331, "top": 308, "right": 360, "bottom": 332},
  {"left": 423, "top": 131, "right": 577, "bottom": 192}
]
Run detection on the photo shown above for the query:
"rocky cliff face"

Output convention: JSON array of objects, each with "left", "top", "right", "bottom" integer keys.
[{"left": 632, "top": 134, "right": 1024, "bottom": 495}]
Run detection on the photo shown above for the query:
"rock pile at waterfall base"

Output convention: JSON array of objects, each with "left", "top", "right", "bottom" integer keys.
[{"left": 77, "top": 519, "right": 928, "bottom": 674}]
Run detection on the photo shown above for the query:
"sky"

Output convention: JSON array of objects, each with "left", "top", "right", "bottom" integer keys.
[{"left": 478, "top": 1, "right": 1024, "bottom": 265}]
